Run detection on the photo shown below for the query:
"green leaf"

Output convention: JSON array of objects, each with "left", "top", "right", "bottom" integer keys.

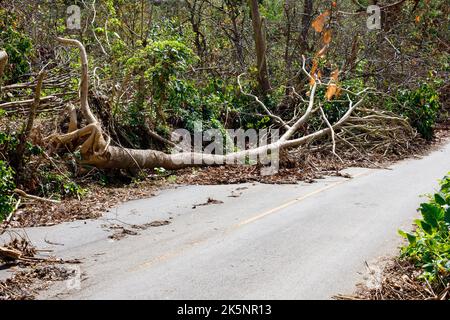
[
  {"left": 434, "top": 193, "right": 446, "bottom": 205},
  {"left": 405, "top": 232, "right": 417, "bottom": 244},
  {"left": 418, "top": 220, "right": 433, "bottom": 235},
  {"left": 444, "top": 207, "right": 450, "bottom": 224},
  {"left": 420, "top": 203, "right": 442, "bottom": 228}
]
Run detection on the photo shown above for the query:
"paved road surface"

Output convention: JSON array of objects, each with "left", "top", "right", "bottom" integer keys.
[{"left": 2, "top": 141, "right": 449, "bottom": 299}]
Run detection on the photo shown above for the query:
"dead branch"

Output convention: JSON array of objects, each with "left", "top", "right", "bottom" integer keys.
[
  {"left": 15, "top": 69, "right": 47, "bottom": 172},
  {"left": 0, "top": 246, "right": 22, "bottom": 261},
  {"left": 56, "top": 37, "right": 98, "bottom": 124},
  {"left": 13, "top": 189, "right": 61, "bottom": 204},
  {"left": 320, "top": 105, "right": 343, "bottom": 163},
  {"left": 0, "top": 96, "right": 58, "bottom": 109}
]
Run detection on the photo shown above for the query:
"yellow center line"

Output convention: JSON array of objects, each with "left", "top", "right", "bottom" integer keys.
[
  {"left": 236, "top": 170, "right": 372, "bottom": 227},
  {"left": 130, "top": 169, "right": 373, "bottom": 272}
]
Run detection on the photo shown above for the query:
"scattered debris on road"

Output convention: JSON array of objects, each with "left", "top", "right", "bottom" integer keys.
[
  {"left": 103, "top": 220, "right": 172, "bottom": 241},
  {"left": 0, "top": 237, "right": 81, "bottom": 300},
  {"left": 228, "top": 186, "right": 248, "bottom": 198},
  {"left": 192, "top": 198, "right": 224, "bottom": 209}
]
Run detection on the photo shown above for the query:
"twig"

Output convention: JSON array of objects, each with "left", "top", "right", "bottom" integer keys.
[{"left": 320, "top": 105, "right": 344, "bottom": 163}]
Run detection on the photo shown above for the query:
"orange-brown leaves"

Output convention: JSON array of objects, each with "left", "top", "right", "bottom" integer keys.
[
  {"left": 308, "top": 10, "right": 336, "bottom": 88},
  {"left": 309, "top": 60, "right": 319, "bottom": 85},
  {"left": 325, "top": 69, "right": 340, "bottom": 101},
  {"left": 330, "top": 68, "right": 339, "bottom": 82},
  {"left": 311, "top": 10, "right": 330, "bottom": 33},
  {"left": 323, "top": 30, "right": 332, "bottom": 44}
]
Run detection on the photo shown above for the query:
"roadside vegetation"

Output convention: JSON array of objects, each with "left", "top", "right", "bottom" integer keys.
[
  {"left": 338, "top": 173, "right": 450, "bottom": 300},
  {"left": 0, "top": 0, "right": 448, "bottom": 228},
  {"left": 398, "top": 173, "right": 450, "bottom": 296}
]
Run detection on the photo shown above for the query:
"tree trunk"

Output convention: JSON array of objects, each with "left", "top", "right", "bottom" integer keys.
[
  {"left": 300, "top": 0, "right": 313, "bottom": 51},
  {"left": 15, "top": 70, "right": 46, "bottom": 174},
  {"left": 248, "top": 0, "right": 271, "bottom": 94}
]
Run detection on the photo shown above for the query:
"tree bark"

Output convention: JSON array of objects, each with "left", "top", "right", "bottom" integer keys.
[
  {"left": 248, "top": 0, "right": 271, "bottom": 94},
  {"left": 15, "top": 70, "right": 46, "bottom": 174},
  {"left": 299, "top": 0, "right": 313, "bottom": 51}
]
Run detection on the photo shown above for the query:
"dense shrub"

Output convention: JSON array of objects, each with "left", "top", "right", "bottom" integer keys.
[
  {"left": 399, "top": 173, "right": 450, "bottom": 282},
  {"left": 0, "top": 9, "right": 33, "bottom": 83},
  {"left": 390, "top": 83, "right": 441, "bottom": 140},
  {"left": 38, "top": 172, "right": 86, "bottom": 201}
]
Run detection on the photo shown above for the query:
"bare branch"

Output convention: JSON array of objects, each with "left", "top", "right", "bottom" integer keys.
[
  {"left": 281, "top": 82, "right": 317, "bottom": 141},
  {"left": 56, "top": 37, "right": 98, "bottom": 124},
  {"left": 238, "top": 73, "right": 290, "bottom": 130},
  {"left": 14, "top": 188, "right": 61, "bottom": 204},
  {"left": 284, "top": 97, "right": 365, "bottom": 148},
  {"left": 15, "top": 68, "right": 47, "bottom": 172},
  {"left": 320, "top": 105, "right": 344, "bottom": 163}
]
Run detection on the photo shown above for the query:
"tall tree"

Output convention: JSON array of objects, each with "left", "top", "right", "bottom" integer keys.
[
  {"left": 248, "top": 0, "right": 271, "bottom": 94},
  {"left": 299, "top": 0, "right": 313, "bottom": 51}
]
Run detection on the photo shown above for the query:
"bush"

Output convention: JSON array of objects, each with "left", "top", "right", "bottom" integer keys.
[
  {"left": 38, "top": 172, "right": 86, "bottom": 200},
  {"left": 0, "top": 160, "right": 16, "bottom": 221},
  {"left": 399, "top": 172, "right": 450, "bottom": 282},
  {"left": 124, "top": 40, "right": 198, "bottom": 126},
  {"left": 0, "top": 9, "right": 33, "bottom": 83}
]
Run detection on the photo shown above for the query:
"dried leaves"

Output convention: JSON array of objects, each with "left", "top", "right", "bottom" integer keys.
[
  {"left": 4, "top": 182, "right": 160, "bottom": 228},
  {"left": 335, "top": 259, "right": 450, "bottom": 300},
  {"left": 325, "top": 69, "right": 341, "bottom": 101},
  {"left": 0, "top": 265, "right": 75, "bottom": 300},
  {"left": 0, "top": 238, "right": 36, "bottom": 263},
  {"left": 309, "top": 9, "right": 342, "bottom": 101},
  {"left": 311, "top": 10, "right": 330, "bottom": 33},
  {"left": 0, "top": 238, "right": 80, "bottom": 300}
]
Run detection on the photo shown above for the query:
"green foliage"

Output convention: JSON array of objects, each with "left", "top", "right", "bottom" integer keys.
[
  {"left": 123, "top": 40, "right": 198, "bottom": 128},
  {"left": 399, "top": 173, "right": 450, "bottom": 282},
  {"left": 0, "top": 130, "right": 42, "bottom": 165},
  {"left": 389, "top": 83, "right": 441, "bottom": 140},
  {"left": 0, "top": 131, "right": 19, "bottom": 154},
  {"left": 0, "top": 9, "right": 33, "bottom": 83},
  {"left": 39, "top": 172, "right": 86, "bottom": 200},
  {"left": 168, "top": 77, "right": 254, "bottom": 134},
  {"left": 0, "top": 160, "right": 16, "bottom": 221}
]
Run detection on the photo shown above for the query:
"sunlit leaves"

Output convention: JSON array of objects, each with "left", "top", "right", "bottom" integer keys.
[{"left": 399, "top": 172, "right": 450, "bottom": 282}]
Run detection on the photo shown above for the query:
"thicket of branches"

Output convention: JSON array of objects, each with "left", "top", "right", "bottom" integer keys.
[{"left": 0, "top": 0, "right": 449, "bottom": 219}]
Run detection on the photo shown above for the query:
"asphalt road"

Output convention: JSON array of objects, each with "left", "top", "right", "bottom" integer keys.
[{"left": 2, "top": 141, "right": 449, "bottom": 299}]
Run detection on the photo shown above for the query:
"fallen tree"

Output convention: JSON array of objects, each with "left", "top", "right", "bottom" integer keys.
[{"left": 45, "top": 37, "right": 366, "bottom": 171}]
